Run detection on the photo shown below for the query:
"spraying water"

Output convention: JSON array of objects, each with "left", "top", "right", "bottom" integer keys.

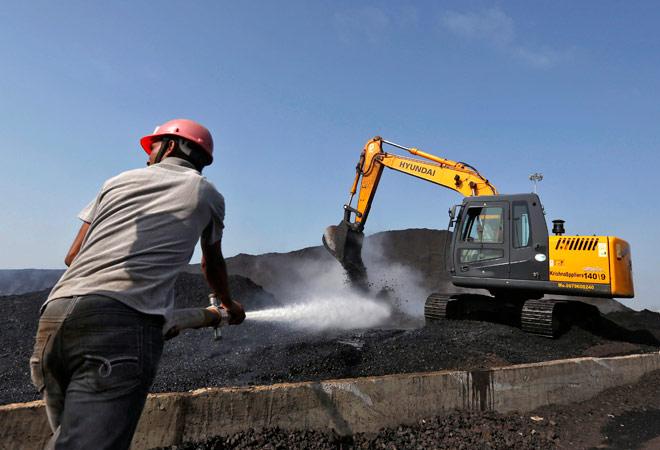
[
  {"left": 247, "top": 293, "right": 392, "bottom": 331},
  {"left": 241, "top": 235, "right": 433, "bottom": 332}
]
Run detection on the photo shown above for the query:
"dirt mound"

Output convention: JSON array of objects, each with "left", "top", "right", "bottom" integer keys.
[
  {"left": 158, "top": 411, "right": 558, "bottom": 449},
  {"left": 225, "top": 246, "right": 335, "bottom": 301},
  {"left": 148, "top": 312, "right": 659, "bottom": 401},
  {"left": 1, "top": 229, "right": 657, "bottom": 408},
  {"left": 0, "top": 273, "right": 277, "bottom": 405},
  {"left": 2, "top": 275, "right": 659, "bottom": 406},
  {"left": 173, "top": 272, "right": 279, "bottom": 311},
  {"left": 605, "top": 309, "right": 660, "bottom": 340},
  {"left": 0, "top": 269, "right": 65, "bottom": 296},
  {"left": 364, "top": 228, "right": 451, "bottom": 289},
  {"left": 215, "top": 229, "right": 632, "bottom": 314},
  {"left": 4, "top": 279, "right": 656, "bottom": 408},
  {"left": 535, "top": 370, "right": 660, "bottom": 449},
  {"left": 195, "top": 229, "right": 452, "bottom": 301},
  {"left": 0, "top": 288, "right": 51, "bottom": 405}
]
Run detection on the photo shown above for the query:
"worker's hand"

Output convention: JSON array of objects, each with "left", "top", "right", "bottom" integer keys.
[
  {"left": 205, "top": 306, "right": 222, "bottom": 327},
  {"left": 225, "top": 300, "right": 245, "bottom": 325}
]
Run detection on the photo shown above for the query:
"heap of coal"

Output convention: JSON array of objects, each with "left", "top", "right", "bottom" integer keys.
[
  {"left": 156, "top": 369, "right": 660, "bottom": 450},
  {"left": 0, "top": 269, "right": 65, "bottom": 296},
  {"left": 0, "top": 273, "right": 279, "bottom": 405},
  {"left": 207, "top": 229, "right": 630, "bottom": 314},
  {"left": 156, "top": 410, "right": 560, "bottom": 449},
  {"left": 173, "top": 272, "right": 280, "bottom": 310},
  {"left": 221, "top": 229, "right": 452, "bottom": 297},
  {"left": 1, "top": 229, "right": 658, "bottom": 408}
]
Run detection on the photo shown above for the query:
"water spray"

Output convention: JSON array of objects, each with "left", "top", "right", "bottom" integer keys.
[
  {"left": 246, "top": 295, "right": 392, "bottom": 331},
  {"left": 163, "top": 289, "right": 394, "bottom": 339}
]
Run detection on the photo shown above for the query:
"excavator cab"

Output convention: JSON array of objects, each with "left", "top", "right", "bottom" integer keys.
[
  {"left": 448, "top": 192, "right": 634, "bottom": 301},
  {"left": 448, "top": 193, "right": 550, "bottom": 298}
]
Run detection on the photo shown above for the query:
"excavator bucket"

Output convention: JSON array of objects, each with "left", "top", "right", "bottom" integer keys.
[{"left": 322, "top": 221, "right": 368, "bottom": 288}]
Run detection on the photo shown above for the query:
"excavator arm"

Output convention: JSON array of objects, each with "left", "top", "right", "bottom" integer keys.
[{"left": 323, "top": 136, "right": 497, "bottom": 285}]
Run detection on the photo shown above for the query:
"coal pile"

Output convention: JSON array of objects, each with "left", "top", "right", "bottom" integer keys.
[
  {"left": 0, "top": 273, "right": 279, "bottom": 405},
  {"left": 605, "top": 309, "right": 660, "bottom": 340},
  {"left": 1, "top": 229, "right": 658, "bottom": 408},
  {"left": 0, "top": 269, "right": 65, "bottom": 296},
  {"left": 173, "top": 272, "right": 280, "bottom": 310},
  {"left": 206, "top": 229, "right": 630, "bottom": 315},
  {"left": 153, "top": 316, "right": 658, "bottom": 395},
  {"left": 191, "top": 229, "right": 453, "bottom": 300},
  {"left": 158, "top": 411, "right": 558, "bottom": 449},
  {"left": 152, "top": 370, "right": 660, "bottom": 450},
  {"left": 0, "top": 288, "right": 47, "bottom": 405},
  {"left": 534, "top": 369, "right": 660, "bottom": 449},
  {"left": 5, "top": 279, "right": 658, "bottom": 406},
  {"left": 2, "top": 278, "right": 660, "bottom": 406}
]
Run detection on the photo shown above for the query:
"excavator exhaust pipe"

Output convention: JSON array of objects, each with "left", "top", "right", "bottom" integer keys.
[{"left": 322, "top": 221, "right": 368, "bottom": 289}]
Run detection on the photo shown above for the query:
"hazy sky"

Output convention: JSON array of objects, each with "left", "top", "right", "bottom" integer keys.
[{"left": 1, "top": 1, "right": 658, "bottom": 311}]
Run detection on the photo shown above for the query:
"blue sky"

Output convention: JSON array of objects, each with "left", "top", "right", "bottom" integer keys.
[{"left": 1, "top": 1, "right": 658, "bottom": 310}]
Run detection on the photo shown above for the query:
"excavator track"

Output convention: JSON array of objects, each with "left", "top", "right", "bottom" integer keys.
[
  {"left": 521, "top": 299, "right": 565, "bottom": 338},
  {"left": 424, "top": 293, "right": 456, "bottom": 321}
]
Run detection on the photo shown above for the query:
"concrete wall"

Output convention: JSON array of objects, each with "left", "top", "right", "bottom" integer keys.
[{"left": 2, "top": 352, "right": 658, "bottom": 450}]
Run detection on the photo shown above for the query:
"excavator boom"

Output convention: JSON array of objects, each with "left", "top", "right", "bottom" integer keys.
[{"left": 323, "top": 137, "right": 497, "bottom": 282}]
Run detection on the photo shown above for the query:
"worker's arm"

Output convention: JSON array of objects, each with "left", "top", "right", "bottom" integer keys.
[
  {"left": 201, "top": 240, "right": 245, "bottom": 325},
  {"left": 64, "top": 222, "right": 90, "bottom": 266}
]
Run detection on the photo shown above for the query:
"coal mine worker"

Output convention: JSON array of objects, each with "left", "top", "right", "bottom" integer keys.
[{"left": 30, "top": 118, "right": 245, "bottom": 449}]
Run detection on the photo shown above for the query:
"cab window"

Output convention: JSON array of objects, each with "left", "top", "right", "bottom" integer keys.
[
  {"left": 460, "top": 248, "right": 504, "bottom": 263},
  {"left": 460, "top": 207, "right": 504, "bottom": 244},
  {"left": 513, "top": 202, "right": 531, "bottom": 248}
]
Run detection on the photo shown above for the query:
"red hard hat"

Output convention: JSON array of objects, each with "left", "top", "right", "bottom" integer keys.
[{"left": 140, "top": 119, "right": 214, "bottom": 162}]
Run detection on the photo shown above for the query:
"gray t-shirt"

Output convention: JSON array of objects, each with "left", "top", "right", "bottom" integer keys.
[{"left": 46, "top": 157, "right": 225, "bottom": 318}]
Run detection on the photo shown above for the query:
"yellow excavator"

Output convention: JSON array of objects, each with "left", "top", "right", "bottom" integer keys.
[{"left": 323, "top": 137, "right": 634, "bottom": 337}]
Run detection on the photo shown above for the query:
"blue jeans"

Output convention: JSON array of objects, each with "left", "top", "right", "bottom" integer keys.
[{"left": 30, "top": 295, "right": 164, "bottom": 450}]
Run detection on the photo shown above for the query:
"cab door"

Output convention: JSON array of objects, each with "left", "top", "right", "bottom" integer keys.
[
  {"left": 453, "top": 201, "right": 509, "bottom": 280},
  {"left": 509, "top": 198, "right": 549, "bottom": 281}
]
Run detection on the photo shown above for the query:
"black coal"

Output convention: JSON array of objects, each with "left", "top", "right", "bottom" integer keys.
[{"left": 1, "top": 272, "right": 658, "bottom": 406}]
